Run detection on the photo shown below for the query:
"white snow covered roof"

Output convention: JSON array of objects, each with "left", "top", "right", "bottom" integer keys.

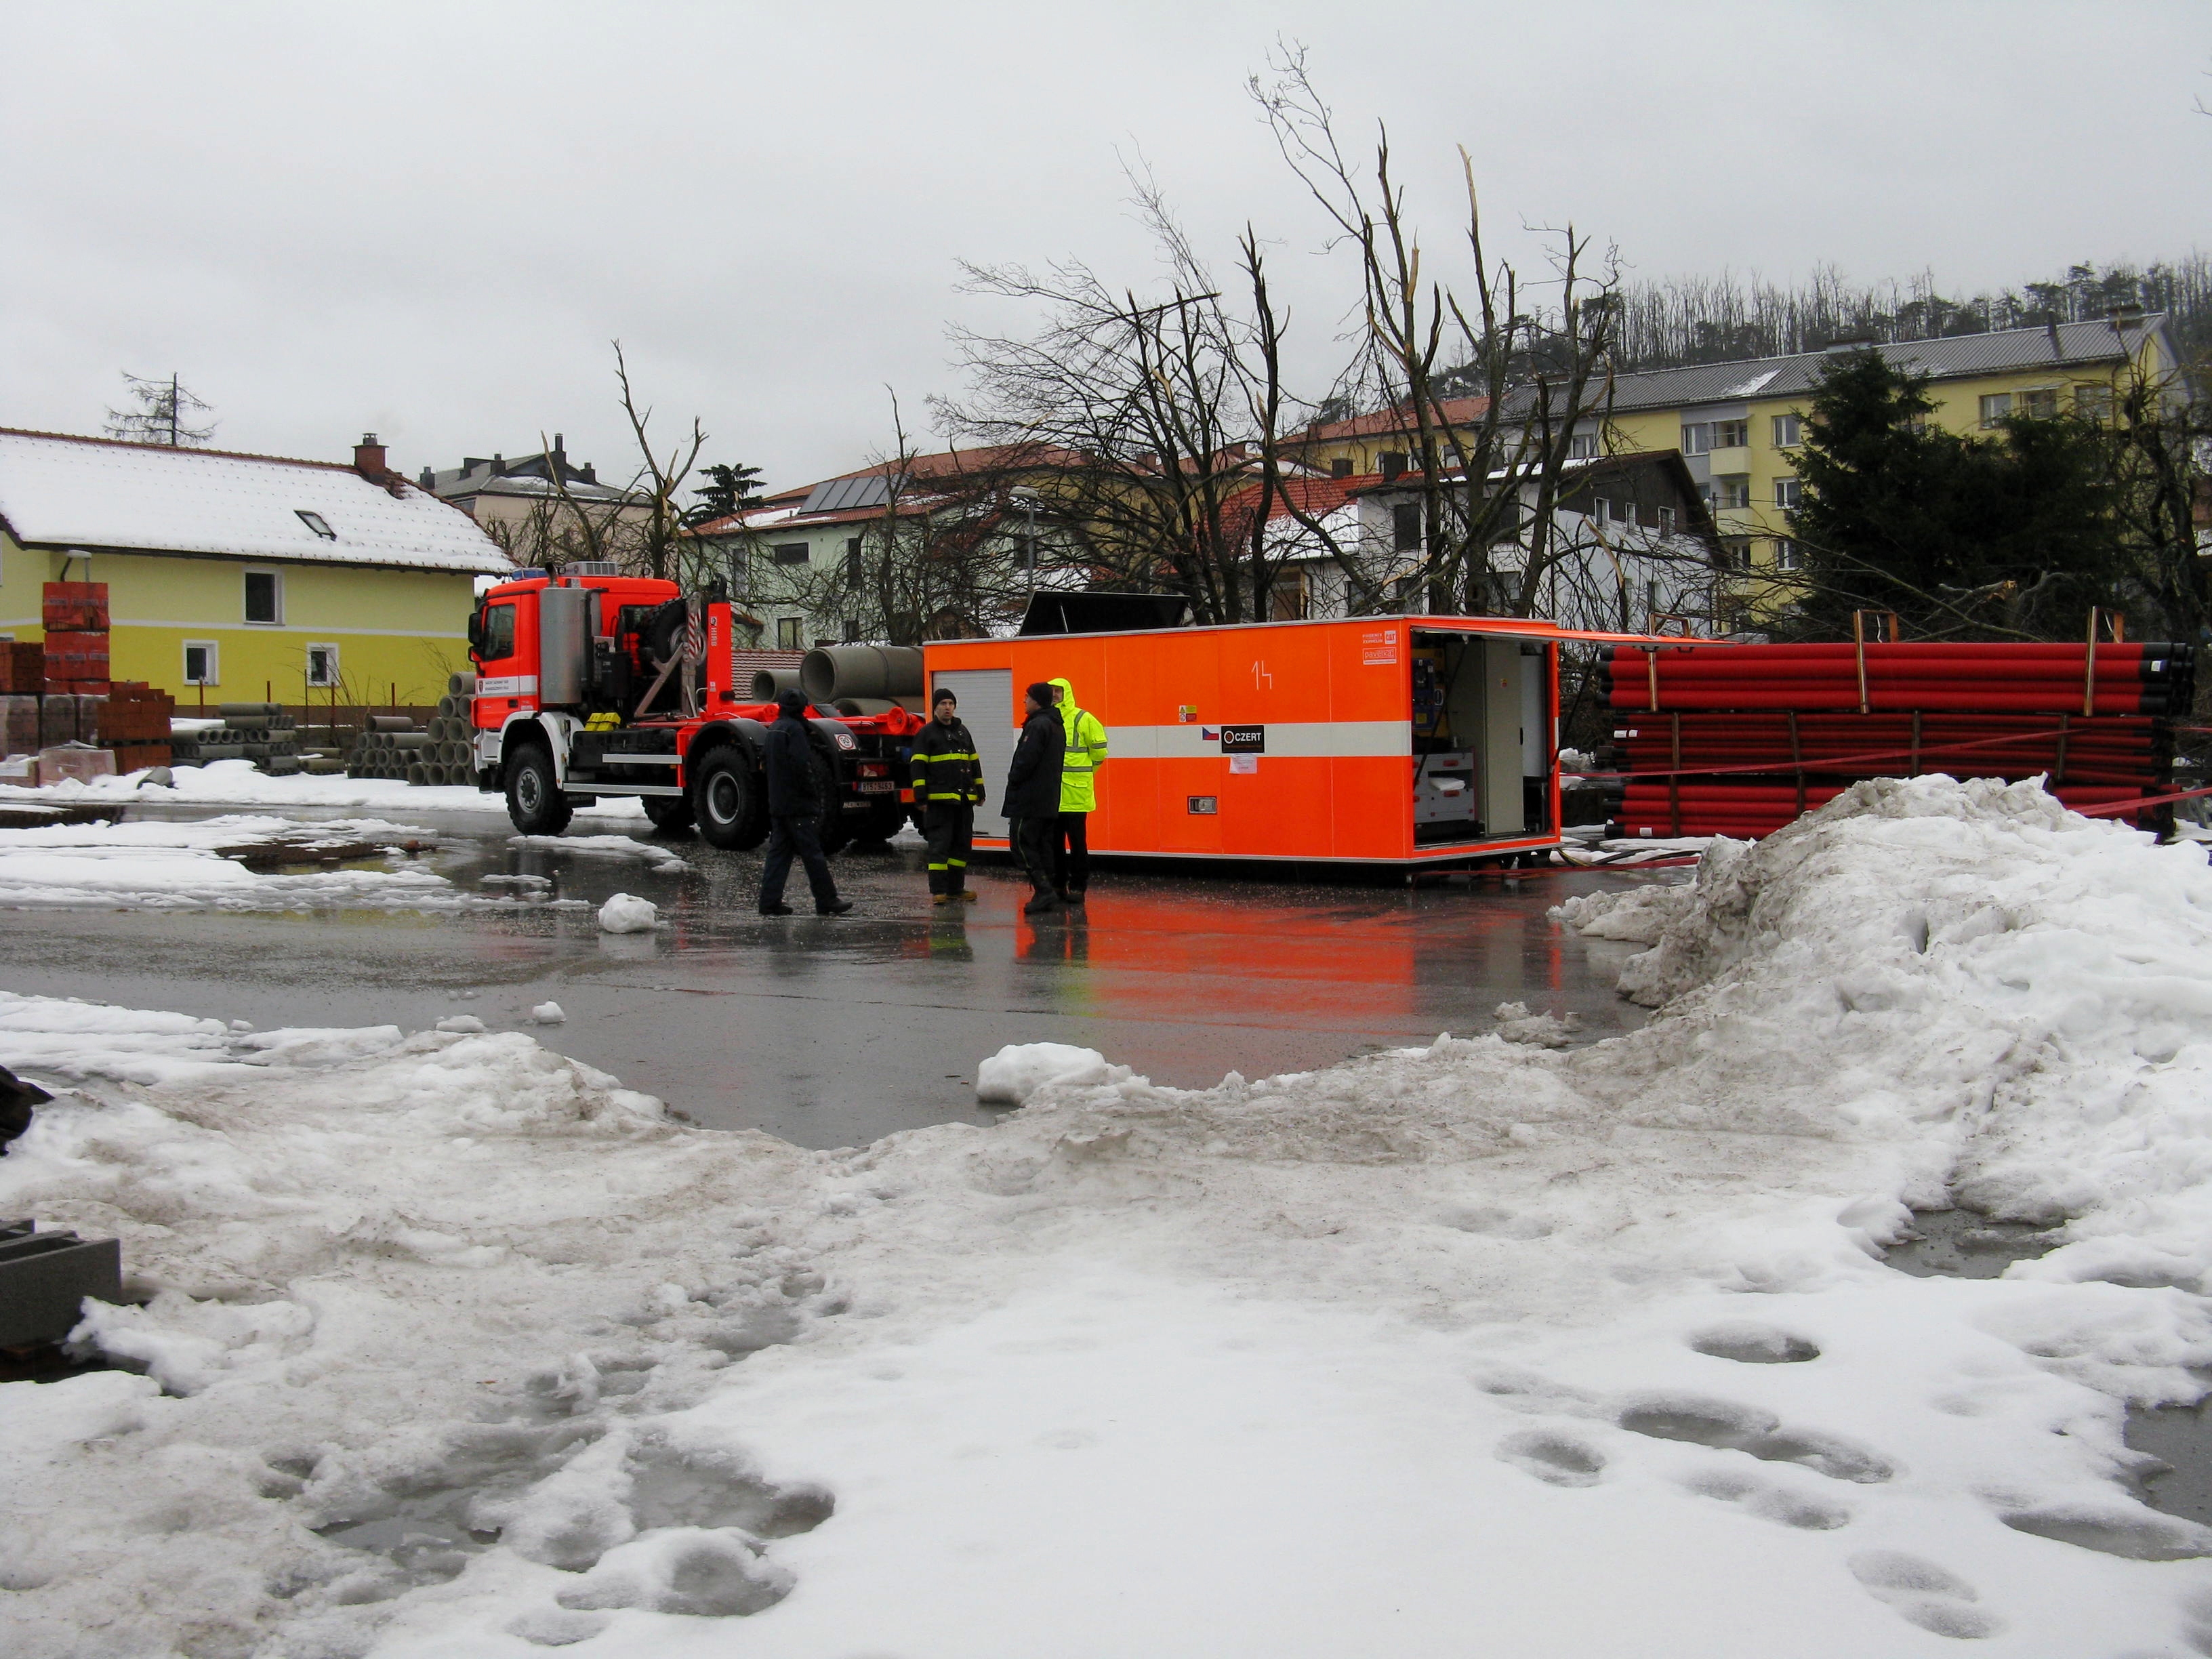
[{"left": 0, "top": 430, "right": 510, "bottom": 574}]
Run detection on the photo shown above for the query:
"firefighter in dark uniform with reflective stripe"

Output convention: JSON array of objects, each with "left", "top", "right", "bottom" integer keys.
[{"left": 910, "top": 687, "right": 984, "bottom": 904}]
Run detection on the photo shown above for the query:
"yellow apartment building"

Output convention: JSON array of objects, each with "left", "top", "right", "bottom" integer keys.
[
  {"left": 1588, "top": 312, "right": 2182, "bottom": 615},
  {"left": 0, "top": 430, "right": 508, "bottom": 706}
]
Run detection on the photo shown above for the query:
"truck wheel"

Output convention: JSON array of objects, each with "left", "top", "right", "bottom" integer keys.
[
  {"left": 506, "top": 743, "right": 573, "bottom": 836},
  {"left": 691, "top": 746, "right": 767, "bottom": 851},
  {"left": 642, "top": 795, "right": 695, "bottom": 834}
]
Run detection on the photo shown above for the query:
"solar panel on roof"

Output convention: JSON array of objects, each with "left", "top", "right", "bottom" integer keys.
[{"left": 799, "top": 473, "right": 901, "bottom": 515}]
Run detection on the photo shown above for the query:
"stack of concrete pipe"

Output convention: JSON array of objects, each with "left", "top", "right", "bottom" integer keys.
[
  {"left": 169, "top": 703, "right": 305, "bottom": 774},
  {"left": 346, "top": 674, "right": 480, "bottom": 785}
]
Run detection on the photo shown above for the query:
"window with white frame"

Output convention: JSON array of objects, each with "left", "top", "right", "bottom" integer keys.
[
  {"left": 1771, "top": 413, "right": 1801, "bottom": 448},
  {"left": 1714, "top": 477, "right": 1751, "bottom": 511},
  {"left": 1717, "top": 536, "right": 1753, "bottom": 570},
  {"left": 2022, "top": 388, "right": 2059, "bottom": 419},
  {"left": 1713, "top": 419, "right": 1748, "bottom": 450},
  {"left": 184, "top": 641, "right": 220, "bottom": 685},
  {"left": 1774, "top": 477, "right": 1801, "bottom": 510},
  {"left": 1978, "top": 392, "right": 2013, "bottom": 428},
  {"left": 1568, "top": 432, "right": 1600, "bottom": 460},
  {"left": 243, "top": 568, "right": 282, "bottom": 624},
  {"left": 1775, "top": 538, "right": 1806, "bottom": 571},
  {"left": 775, "top": 616, "right": 802, "bottom": 650},
  {"left": 306, "top": 643, "right": 340, "bottom": 687},
  {"left": 2074, "top": 384, "right": 2114, "bottom": 421},
  {"left": 1679, "top": 422, "right": 1712, "bottom": 455},
  {"left": 1657, "top": 506, "right": 1676, "bottom": 534}
]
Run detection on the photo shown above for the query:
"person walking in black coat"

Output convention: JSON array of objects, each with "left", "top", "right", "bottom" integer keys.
[
  {"left": 758, "top": 690, "right": 853, "bottom": 916},
  {"left": 1003, "top": 681, "right": 1066, "bottom": 916},
  {"left": 909, "top": 687, "right": 984, "bottom": 905}
]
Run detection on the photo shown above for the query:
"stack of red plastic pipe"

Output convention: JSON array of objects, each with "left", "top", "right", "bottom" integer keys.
[{"left": 1593, "top": 642, "right": 2192, "bottom": 840}]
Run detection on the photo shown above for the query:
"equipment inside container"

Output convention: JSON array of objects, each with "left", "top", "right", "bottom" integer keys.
[{"left": 1410, "top": 632, "right": 1553, "bottom": 845}]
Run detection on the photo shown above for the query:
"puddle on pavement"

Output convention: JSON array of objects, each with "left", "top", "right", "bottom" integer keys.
[{"left": 1885, "top": 1206, "right": 2212, "bottom": 1531}]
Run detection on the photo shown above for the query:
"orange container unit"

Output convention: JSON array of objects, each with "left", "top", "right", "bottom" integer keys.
[{"left": 924, "top": 611, "right": 1618, "bottom": 869}]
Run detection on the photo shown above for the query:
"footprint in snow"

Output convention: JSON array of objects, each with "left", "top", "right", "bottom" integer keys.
[
  {"left": 1678, "top": 1467, "right": 1851, "bottom": 1530},
  {"left": 1494, "top": 1430, "right": 1606, "bottom": 1488},
  {"left": 1614, "top": 1394, "right": 1895, "bottom": 1483},
  {"left": 1849, "top": 1551, "right": 2004, "bottom": 1640}
]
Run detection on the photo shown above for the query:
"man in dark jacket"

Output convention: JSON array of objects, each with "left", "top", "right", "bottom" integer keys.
[
  {"left": 909, "top": 687, "right": 984, "bottom": 905},
  {"left": 1003, "top": 681, "right": 1066, "bottom": 916},
  {"left": 758, "top": 690, "right": 853, "bottom": 916}
]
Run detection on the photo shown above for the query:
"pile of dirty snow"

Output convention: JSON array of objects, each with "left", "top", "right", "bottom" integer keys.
[
  {"left": 0, "top": 813, "right": 457, "bottom": 912},
  {"left": 3, "top": 758, "right": 647, "bottom": 821},
  {"left": 5, "top": 775, "right": 2212, "bottom": 1657}
]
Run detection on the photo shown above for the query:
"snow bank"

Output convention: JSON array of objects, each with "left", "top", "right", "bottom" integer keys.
[
  {"left": 6, "top": 775, "right": 2212, "bottom": 1656},
  {"left": 973, "top": 1040, "right": 1119, "bottom": 1105},
  {"left": 3, "top": 758, "right": 646, "bottom": 820},
  {"left": 597, "top": 894, "right": 658, "bottom": 935}
]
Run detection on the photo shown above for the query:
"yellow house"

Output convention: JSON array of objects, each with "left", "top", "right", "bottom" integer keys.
[
  {"left": 0, "top": 430, "right": 508, "bottom": 706},
  {"left": 1590, "top": 312, "right": 2183, "bottom": 615}
]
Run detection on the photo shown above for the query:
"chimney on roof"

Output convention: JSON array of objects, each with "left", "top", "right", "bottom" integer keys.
[
  {"left": 552, "top": 433, "right": 567, "bottom": 472},
  {"left": 354, "top": 432, "right": 388, "bottom": 477},
  {"left": 582, "top": 464, "right": 596, "bottom": 483},
  {"left": 493, "top": 452, "right": 506, "bottom": 476},
  {"left": 418, "top": 465, "right": 435, "bottom": 489}
]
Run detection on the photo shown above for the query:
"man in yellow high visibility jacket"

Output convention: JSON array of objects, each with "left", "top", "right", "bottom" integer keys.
[{"left": 1048, "top": 677, "right": 1107, "bottom": 905}]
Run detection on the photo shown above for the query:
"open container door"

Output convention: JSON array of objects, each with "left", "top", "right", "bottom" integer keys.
[{"left": 1405, "top": 623, "right": 1560, "bottom": 858}]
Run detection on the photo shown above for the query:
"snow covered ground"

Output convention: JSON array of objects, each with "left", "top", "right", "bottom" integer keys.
[
  {"left": 4, "top": 776, "right": 2212, "bottom": 1656},
  {"left": 0, "top": 815, "right": 461, "bottom": 912},
  {"left": 1, "top": 758, "right": 647, "bottom": 822}
]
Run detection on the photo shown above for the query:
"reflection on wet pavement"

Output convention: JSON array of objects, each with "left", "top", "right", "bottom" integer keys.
[{"left": 0, "top": 802, "right": 1673, "bottom": 1149}]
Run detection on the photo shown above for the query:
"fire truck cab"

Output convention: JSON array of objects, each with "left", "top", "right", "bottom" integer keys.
[{"left": 466, "top": 563, "right": 918, "bottom": 848}]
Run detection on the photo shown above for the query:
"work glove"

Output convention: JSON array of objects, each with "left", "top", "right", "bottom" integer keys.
[{"left": 970, "top": 783, "right": 987, "bottom": 806}]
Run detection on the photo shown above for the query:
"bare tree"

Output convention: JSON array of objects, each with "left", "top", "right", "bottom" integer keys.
[
  {"left": 775, "top": 394, "right": 1050, "bottom": 642},
  {"left": 1253, "top": 47, "right": 1624, "bottom": 619},
  {"left": 104, "top": 371, "right": 215, "bottom": 446},
  {"left": 536, "top": 342, "right": 710, "bottom": 584},
  {"left": 933, "top": 173, "right": 1316, "bottom": 625}
]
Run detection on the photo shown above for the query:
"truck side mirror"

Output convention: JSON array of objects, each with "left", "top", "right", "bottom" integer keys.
[{"left": 466, "top": 607, "right": 485, "bottom": 659}]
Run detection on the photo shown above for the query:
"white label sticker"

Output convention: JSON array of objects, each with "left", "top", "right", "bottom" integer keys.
[
  {"left": 1229, "top": 754, "right": 1258, "bottom": 775},
  {"left": 1361, "top": 628, "right": 1399, "bottom": 666}
]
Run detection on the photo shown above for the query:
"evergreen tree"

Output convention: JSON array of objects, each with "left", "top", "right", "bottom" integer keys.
[
  {"left": 684, "top": 462, "right": 764, "bottom": 528},
  {"left": 1788, "top": 350, "right": 2122, "bottom": 638}
]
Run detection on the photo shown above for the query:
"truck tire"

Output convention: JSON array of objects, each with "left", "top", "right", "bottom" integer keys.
[
  {"left": 505, "top": 742, "right": 573, "bottom": 836},
  {"left": 690, "top": 746, "right": 767, "bottom": 851},
  {"left": 642, "top": 795, "right": 695, "bottom": 834}
]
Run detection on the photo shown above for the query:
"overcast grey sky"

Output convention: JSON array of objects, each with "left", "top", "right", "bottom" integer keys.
[{"left": 3, "top": 1, "right": 2205, "bottom": 495}]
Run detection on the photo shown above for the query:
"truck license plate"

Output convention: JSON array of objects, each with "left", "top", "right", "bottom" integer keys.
[{"left": 856, "top": 781, "right": 895, "bottom": 794}]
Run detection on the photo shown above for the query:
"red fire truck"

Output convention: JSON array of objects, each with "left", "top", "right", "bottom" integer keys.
[{"left": 466, "top": 565, "right": 921, "bottom": 848}]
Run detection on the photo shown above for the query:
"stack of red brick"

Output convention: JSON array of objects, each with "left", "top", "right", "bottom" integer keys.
[
  {"left": 42, "top": 582, "right": 110, "bottom": 694},
  {"left": 95, "top": 682, "right": 173, "bottom": 773}
]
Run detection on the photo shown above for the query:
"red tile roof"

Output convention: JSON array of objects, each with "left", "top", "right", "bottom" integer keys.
[{"left": 1288, "top": 396, "right": 1490, "bottom": 446}]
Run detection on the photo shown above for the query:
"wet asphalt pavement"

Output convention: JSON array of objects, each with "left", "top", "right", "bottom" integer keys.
[{"left": 0, "top": 800, "right": 1671, "bottom": 1150}]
